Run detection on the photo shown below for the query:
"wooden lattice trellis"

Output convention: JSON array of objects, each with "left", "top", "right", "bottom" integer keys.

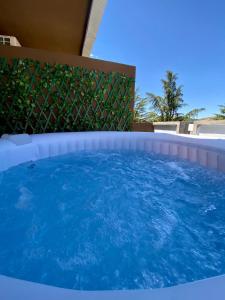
[{"left": 0, "top": 57, "right": 134, "bottom": 135}]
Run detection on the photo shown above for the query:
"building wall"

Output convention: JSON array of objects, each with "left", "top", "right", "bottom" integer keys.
[
  {"left": 153, "top": 121, "right": 192, "bottom": 134},
  {"left": 0, "top": 46, "right": 135, "bottom": 77}
]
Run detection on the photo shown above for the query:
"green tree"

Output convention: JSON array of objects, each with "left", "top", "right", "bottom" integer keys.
[
  {"left": 134, "top": 90, "right": 161, "bottom": 122},
  {"left": 214, "top": 105, "right": 225, "bottom": 120},
  {"left": 179, "top": 108, "right": 205, "bottom": 121},
  {"left": 147, "top": 71, "right": 184, "bottom": 121},
  {"left": 147, "top": 71, "right": 205, "bottom": 121},
  {"left": 134, "top": 89, "right": 148, "bottom": 122},
  {"left": 146, "top": 111, "right": 160, "bottom": 122}
]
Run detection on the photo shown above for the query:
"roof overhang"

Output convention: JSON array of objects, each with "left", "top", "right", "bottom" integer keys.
[
  {"left": 82, "top": 0, "right": 107, "bottom": 57},
  {"left": 0, "top": 0, "right": 107, "bottom": 56}
]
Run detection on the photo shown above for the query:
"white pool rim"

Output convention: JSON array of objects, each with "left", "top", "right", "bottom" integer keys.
[
  {"left": 1, "top": 131, "right": 225, "bottom": 300},
  {"left": 1, "top": 131, "right": 225, "bottom": 173}
]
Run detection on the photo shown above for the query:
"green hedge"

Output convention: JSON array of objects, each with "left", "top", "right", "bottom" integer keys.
[{"left": 0, "top": 57, "right": 134, "bottom": 135}]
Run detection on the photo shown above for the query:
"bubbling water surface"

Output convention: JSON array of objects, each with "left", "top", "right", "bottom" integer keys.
[{"left": 0, "top": 150, "right": 225, "bottom": 290}]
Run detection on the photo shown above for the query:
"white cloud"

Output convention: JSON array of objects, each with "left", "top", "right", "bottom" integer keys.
[{"left": 90, "top": 53, "right": 98, "bottom": 59}]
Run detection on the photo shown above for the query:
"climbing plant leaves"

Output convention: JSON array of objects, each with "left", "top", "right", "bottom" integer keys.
[{"left": 0, "top": 57, "right": 134, "bottom": 135}]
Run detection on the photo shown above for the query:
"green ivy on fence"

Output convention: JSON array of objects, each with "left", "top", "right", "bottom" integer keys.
[{"left": 0, "top": 57, "right": 134, "bottom": 135}]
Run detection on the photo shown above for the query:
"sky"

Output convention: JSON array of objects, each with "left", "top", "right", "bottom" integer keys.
[{"left": 92, "top": 0, "right": 225, "bottom": 118}]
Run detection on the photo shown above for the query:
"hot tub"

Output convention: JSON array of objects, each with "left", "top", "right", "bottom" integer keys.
[{"left": 1, "top": 132, "right": 225, "bottom": 300}]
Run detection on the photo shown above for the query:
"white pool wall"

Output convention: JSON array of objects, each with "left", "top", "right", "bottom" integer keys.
[
  {"left": 1, "top": 132, "right": 225, "bottom": 172},
  {"left": 1, "top": 274, "right": 225, "bottom": 300}
]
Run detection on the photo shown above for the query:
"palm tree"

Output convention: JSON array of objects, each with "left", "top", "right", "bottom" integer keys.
[
  {"left": 147, "top": 71, "right": 205, "bottom": 121},
  {"left": 214, "top": 105, "right": 225, "bottom": 120},
  {"left": 134, "top": 72, "right": 205, "bottom": 122},
  {"left": 134, "top": 89, "right": 148, "bottom": 122},
  {"left": 179, "top": 108, "right": 205, "bottom": 121},
  {"left": 147, "top": 71, "right": 184, "bottom": 121}
]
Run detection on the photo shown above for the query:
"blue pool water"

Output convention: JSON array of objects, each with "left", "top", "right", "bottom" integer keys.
[{"left": 0, "top": 150, "right": 225, "bottom": 290}]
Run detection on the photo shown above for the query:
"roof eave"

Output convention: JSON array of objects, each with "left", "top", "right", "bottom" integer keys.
[{"left": 82, "top": 0, "right": 107, "bottom": 57}]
